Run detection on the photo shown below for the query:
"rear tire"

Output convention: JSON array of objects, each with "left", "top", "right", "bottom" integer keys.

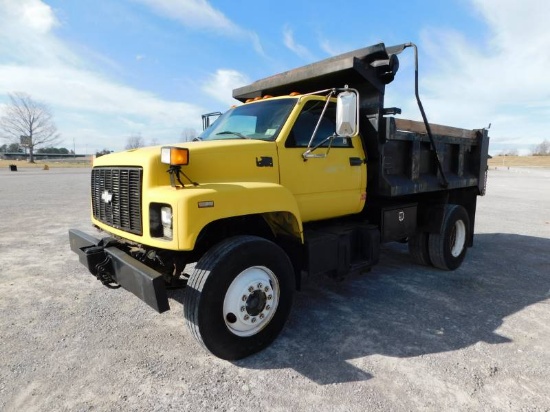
[
  {"left": 408, "top": 232, "right": 432, "bottom": 266},
  {"left": 428, "top": 205, "right": 470, "bottom": 270},
  {"left": 183, "top": 236, "right": 295, "bottom": 360}
]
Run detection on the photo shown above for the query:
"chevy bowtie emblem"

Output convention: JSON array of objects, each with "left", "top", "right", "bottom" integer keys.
[{"left": 101, "top": 190, "right": 113, "bottom": 204}]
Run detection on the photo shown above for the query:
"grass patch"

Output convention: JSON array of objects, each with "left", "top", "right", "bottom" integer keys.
[{"left": 488, "top": 156, "right": 550, "bottom": 168}]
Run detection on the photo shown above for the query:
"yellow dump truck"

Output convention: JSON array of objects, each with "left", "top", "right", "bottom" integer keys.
[{"left": 69, "top": 42, "right": 489, "bottom": 360}]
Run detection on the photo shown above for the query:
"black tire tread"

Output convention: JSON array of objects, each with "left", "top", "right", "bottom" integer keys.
[
  {"left": 183, "top": 235, "right": 294, "bottom": 359},
  {"left": 184, "top": 236, "right": 255, "bottom": 350},
  {"left": 408, "top": 232, "right": 432, "bottom": 266},
  {"left": 428, "top": 204, "right": 469, "bottom": 270}
]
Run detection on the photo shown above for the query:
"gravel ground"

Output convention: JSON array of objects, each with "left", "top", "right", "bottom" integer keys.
[{"left": 0, "top": 166, "right": 549, "bottom": 411}]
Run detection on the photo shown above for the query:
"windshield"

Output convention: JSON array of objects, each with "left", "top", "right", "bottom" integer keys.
[{"left": 199, "top": 98, "right": 296, "bottom": 141}]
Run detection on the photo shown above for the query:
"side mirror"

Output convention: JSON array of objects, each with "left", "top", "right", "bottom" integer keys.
[{"left": 336, "top": 90, "right": 359, "bottom": 137}]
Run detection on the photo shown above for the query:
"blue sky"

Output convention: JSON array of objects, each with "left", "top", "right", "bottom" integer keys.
[{"left": 0, "top": 0, "right": 548, "bottom": 155}]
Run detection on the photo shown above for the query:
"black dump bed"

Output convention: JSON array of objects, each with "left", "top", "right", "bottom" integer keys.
[
  {"left": 371, "top": 117, "right": 489, "bottom": 197},
  {"left": 234, "top": 42, "right": 489, "bottom": 199},
  {"left": 233, "top": 43, "right": 403, "bottom": 102}
]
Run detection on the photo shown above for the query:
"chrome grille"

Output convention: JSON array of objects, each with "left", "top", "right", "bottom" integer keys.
[{"left": 91, "top": 167, "right": 143, "bottom": 235}]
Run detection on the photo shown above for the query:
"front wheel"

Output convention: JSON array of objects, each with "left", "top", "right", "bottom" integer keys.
[
  {"left": 183, "top": 236, "right": 295, "bottom": 360},
  {"left": 428, "top": 204, "right": 470, "bottom": 270}
]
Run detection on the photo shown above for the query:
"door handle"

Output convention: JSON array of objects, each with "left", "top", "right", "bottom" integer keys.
[{"left": 349, "top": 157, "right": 364, "bottom": 166}]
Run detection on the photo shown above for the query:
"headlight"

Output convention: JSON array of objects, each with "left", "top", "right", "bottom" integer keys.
[
  {"left": 161, "top": 206, "right": 172, "bottom": 227},
  {"left": 150, "top": 203, "right": 173, "bottom": 240},
  {"left": 160, "top": 206, "right": 173, "bottom": 239}
]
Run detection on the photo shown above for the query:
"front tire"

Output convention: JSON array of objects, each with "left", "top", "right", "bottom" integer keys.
[
  {"left": 428, "top": 204, "right": 470, "bottom": 270},
  {"left": 183, "top": 236, "right": 295, "bottom": 360}
]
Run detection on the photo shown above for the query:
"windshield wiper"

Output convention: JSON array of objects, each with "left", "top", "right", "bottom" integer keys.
[{"left": 216, "top": 131, "right": 249, "bottom": 139}]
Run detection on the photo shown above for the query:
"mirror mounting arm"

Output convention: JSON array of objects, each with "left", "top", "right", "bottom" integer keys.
[
  {"left": 299, "top": 86, "right": 360, "bottom": 161},
  {"left": 304, "top": 89, "right": 336, "bottom": 150},
  {"left": 302, "top": 134, "right": 336, "bottom": 160}
]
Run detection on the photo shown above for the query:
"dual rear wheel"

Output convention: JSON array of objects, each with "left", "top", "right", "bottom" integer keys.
[{"left": 408, "top": 204, "right": 470, "bottom": 270}]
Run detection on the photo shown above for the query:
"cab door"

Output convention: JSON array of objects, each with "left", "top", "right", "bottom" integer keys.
[{"left": 277, "top": 99, "right": 366, "bottom": 222}]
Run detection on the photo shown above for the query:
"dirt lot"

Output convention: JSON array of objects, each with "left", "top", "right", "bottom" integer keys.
[{"left": 0, "top": 166, "right": 549, "bottom": 411}]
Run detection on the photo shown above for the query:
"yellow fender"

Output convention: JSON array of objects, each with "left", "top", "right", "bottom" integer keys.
[{"left": 174, "top": 182, "right": 303, "bottom": 250}]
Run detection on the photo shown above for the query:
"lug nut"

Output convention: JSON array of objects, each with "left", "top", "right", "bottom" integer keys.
[
  {"left": 267, "top": 295, "right": 272, "bottom": 300},
  {"left": 259, "top": 313, "right": 265, "bottom": 319},
  {"left": 248, "top": 286, "right": 254, "bottom": 293},
  {"left": 244, "top": 314, "right": 250, "bottom": 320},
  {"left": 251, "top": 317, "right": 257, "bottom": 323},
  {"left": 264, "top": 286, "right": 269, "bottom": 292},
  {"left": 257, "top": 283, "right": 263, "bottom": 289},
  {"left": 242, "top": 295, "right": 247, "bottom": 301},
  {"left": 240, "top": 306, "right": 246, "bottom": 312},
  {"left": 266, "top": 305, "right": 271, "bottom": 310}
]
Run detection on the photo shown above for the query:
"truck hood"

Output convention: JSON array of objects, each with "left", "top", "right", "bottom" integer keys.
[{"left": 93, "top": 139, "right": 280, "bottom": 187}]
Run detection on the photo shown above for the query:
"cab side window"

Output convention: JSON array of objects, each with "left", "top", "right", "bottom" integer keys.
[{"left": 286, "top": 100, "right": 351, "bottom": 148}]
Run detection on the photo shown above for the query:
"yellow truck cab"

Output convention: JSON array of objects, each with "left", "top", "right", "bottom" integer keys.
[{"left": 70, "top": 42, "right": 489, "bottom": 360}]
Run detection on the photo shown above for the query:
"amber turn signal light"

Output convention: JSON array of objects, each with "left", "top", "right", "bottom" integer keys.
[{"left": 161, "top": 147, "right": 189, "bottom": 166}]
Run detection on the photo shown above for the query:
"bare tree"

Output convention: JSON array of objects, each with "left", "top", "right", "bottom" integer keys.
[
  {"left": 125, "top": 134, "right": 145, "bottom": 150},
  {"left": 0, "top": 92, "right": 61, "bottom": 163},
  {"left": 499, "top": 148, "right": 519, "bottom": 156},
  {"left": 181, "top": 128, "right": 197, "bottom": 142},
  {"left": 532, "top": 139, "right": 550, "bottom": 156},
  {"left": 95, "top": 148, "right": 113, "bottom": 158}
]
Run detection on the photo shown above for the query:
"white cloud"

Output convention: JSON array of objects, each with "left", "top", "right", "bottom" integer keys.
[
  {"left": 0, "top": 0, "right": 58, "bottom": 33},
  {"left": 0, "top": 65, "right": 202, "bottom": 121},
  {"left": 414, "top": 0, "right": 550, "bottom": 151},
  {"left": 0, "top": 1, "right": 80, "bottom": 67},
  {"left": 320, "top": 39, "right": 340, "bottom": 56},
  {"left": 472, "top": 0, "right": 550, "bottom": 48},
  {"left": 0, "top": 63, "right": 204, "bottom": 151},
  {"left": 202, "top": 69, "right": 251, "bottom": 107},
  {"left": 0, "top": 0, "right": 205, "bottom": 152},
  {"left": 319, "top": 39, "right": 347, "bottom": 57},
  {"left": 134, "top": 0, "right": 263, "bottom": 54},
  {"left": 283, "top": 25, "right": 315, "bottom": 61},
  {"left": 136, "top": 0, "right": 237, "bottom": 33}
]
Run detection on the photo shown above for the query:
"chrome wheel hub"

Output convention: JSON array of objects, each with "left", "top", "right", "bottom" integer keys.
[
  {"left": 450, "top": 220, "right": 466, "bottom": 257},
  {"left": 223, "top": 266, "right": 279, "bottom": 337}
]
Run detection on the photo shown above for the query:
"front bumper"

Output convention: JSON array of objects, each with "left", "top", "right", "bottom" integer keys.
[{"left": 68, "top": 229, "right": 170, "bottom": 313}]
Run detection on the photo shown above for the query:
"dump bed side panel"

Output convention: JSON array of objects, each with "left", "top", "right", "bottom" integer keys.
[{"left": 364, "top": 117, "right": 489, "bottom": 198}]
